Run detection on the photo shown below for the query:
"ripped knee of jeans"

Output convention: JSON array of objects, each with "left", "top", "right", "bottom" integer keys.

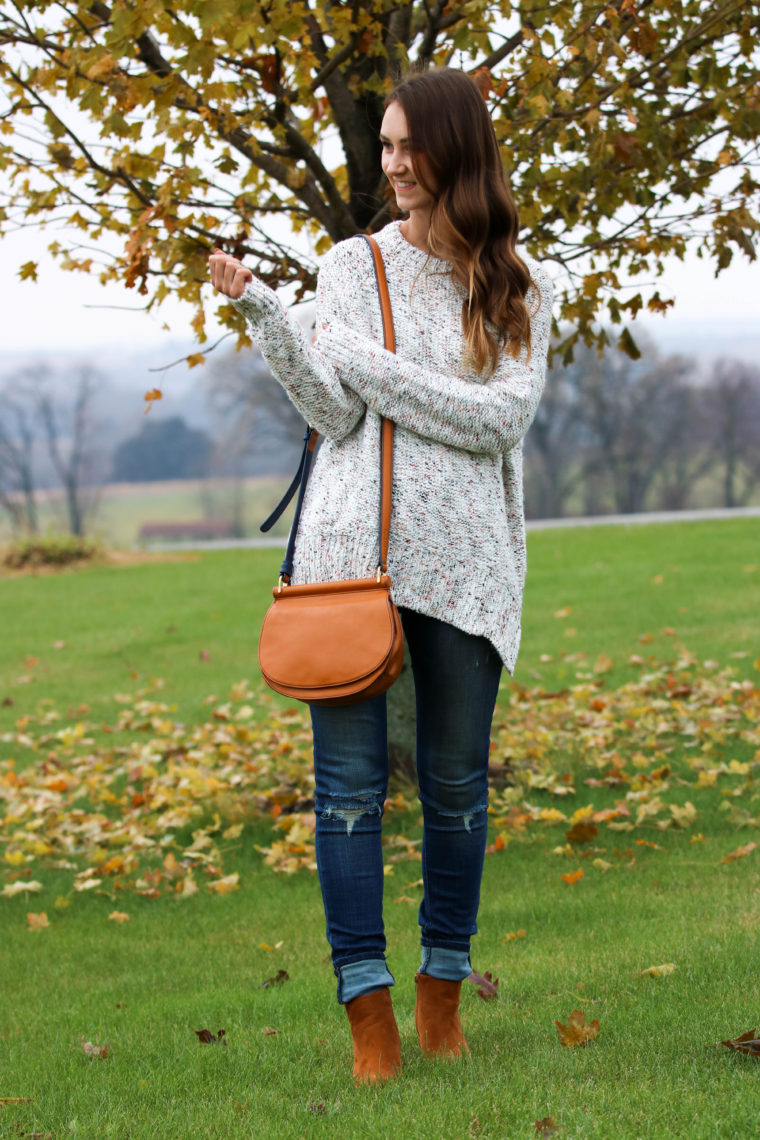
[
  {"left": 316, "top": 789, "right": 385, "bottom": 836},
  {"left": 419, "top": 790, "right": 489, "bottom": 833}
]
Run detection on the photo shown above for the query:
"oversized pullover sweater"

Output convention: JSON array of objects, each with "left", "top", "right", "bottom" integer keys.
[{"left": 233, "top": 220, "right": 553, "bottom": 673}]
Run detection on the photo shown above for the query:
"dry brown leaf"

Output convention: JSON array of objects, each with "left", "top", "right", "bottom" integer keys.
[
  {"left": 80, "top": 1037, "right": 110, "bottom": 1059},
  {"left": 26, "top": 911, "right": 49, "bottom": 930},
  {"left": 565, "top": 822, "right": 598, "bottom": 844},
  {"left": 194, "top": 1028, "right": 226, "bottom": 1045},
  {"left": 555, "top": 1009, "right": 599, "bottom": 1047},
  {"left": 108, "top": 911, "right": 130, "bottom": 924},
  {"left": 719, "top": 1029, "right": 760, "bottom": 1056},
  {"left": 261, "top": 969, "right": 289, "bottom": 988},
  {"left": 535, "top": 1117, "right": 561, "bottom": 1138},
  {"left": 467, "top": 970, "right": 499, "bottom": 1000}
]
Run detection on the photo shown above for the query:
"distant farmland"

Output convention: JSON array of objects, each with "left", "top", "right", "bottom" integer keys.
[{"left": 0, "top": 476, "right": 292, "bottom": 548}]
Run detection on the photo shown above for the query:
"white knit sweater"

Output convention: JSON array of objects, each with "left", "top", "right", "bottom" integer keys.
[{"left": 233, "top": 220, "right": 553, "bottom": 673}]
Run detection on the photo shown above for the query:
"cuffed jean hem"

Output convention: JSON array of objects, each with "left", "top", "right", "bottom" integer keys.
[
  {"left": 419, "top": 946, "right": 473, "bottom": 982},
  {"left": 336, "top": 958, "right": 395, "bottom": 1005}
]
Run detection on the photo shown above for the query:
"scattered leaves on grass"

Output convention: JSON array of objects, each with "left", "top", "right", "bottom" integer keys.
[
  {"left": 26, "top": 911, "right": 49, "bottom": 930},
  {"left": 468, "top": 970, "right": 499, "bottom": 1000},
  {"left": 80, "top": 1038, "right": 110, "bottom": 1059},
  {"left": 720, "top": 842, "right": 758, "bottom": 864},
  {"left": 535, "top": 1117, "right": 561, "bottom": 1138},
  {"left": 719, "top": 1029, "right": 760, "bottom": 1056},
  {"left": 1, "top": 651, "right": 758, "bottom": 893},
  {"left": 262, "top": 969, "right": 290, "bottom": 988},
  {"left": 640, "top": 963, "right": 677, "bottom": 977},
  {"left": 194, "top": 1028, "right": 226, "bottom": 1045},
  {"left": 555, "top": 1010, "right": 600, "bottom": 1047}
]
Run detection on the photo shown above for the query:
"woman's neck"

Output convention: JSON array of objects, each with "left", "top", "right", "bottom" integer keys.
[{"left": 400, "top": 209, "right": 432, "bottom": 253}]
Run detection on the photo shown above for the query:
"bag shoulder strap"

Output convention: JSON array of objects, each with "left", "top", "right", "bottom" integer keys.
[{"left": 263, "top": 233, "right": 396, "bottom": 583}]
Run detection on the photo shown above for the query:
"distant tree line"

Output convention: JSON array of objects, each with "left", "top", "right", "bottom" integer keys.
[
  {"left": 524, "top": 339, "right": 760, "bottom": 518},
  {"left": 1, "top": 340, "right": 758, "bottom": 539}
]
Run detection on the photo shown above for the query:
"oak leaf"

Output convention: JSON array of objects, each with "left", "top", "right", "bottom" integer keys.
[{"left": 555, "top": 1010, "right": 599, "bottom": 1047}]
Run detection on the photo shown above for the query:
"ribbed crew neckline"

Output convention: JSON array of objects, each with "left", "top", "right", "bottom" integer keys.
[{"left": 388, "top": 220, "right": 448, "bottom": 266}]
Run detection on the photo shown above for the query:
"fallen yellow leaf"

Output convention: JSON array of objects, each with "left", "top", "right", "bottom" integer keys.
[{"left": 207, "top": 873, "right": 240, "bottom": 894}]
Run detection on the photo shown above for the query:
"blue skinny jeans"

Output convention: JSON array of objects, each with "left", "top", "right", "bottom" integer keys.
[{"left": 309, "top": 607, "right": 502, "bottom": 1004}]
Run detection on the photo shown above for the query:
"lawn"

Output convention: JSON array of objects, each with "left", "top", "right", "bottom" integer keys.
[{"left": 1, "top": 518, "right": 759, "bottom": 1139}]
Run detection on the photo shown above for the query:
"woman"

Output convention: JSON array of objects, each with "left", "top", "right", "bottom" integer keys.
[{"left": 210, "top": 67, "right": 553, "bottom": 1083}]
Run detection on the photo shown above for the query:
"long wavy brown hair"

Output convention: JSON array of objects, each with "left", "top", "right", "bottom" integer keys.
[{"left": 386, "top": 69, "right": 534, "bottom": 374}]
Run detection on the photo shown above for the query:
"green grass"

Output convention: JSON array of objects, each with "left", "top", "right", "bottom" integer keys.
[
  {"left": 1, "top": 518, "right": 758, "bottom": 735},
  {"left": 1, "top": 518, "right": 760, "bottom": 1139}
]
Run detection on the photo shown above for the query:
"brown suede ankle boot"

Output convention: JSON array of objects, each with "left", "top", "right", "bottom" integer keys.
[
  {"left": 414, "top": 971, "right": 470, "bottom": 1058},
  {"left": 344, "top": 987, "right": 402, "bottom": 1083}
]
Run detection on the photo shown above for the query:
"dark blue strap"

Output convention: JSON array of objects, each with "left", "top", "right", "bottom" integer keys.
[
  {"left": 261, "top": 424, "right": 318, "bottom": 581},
  {"left": 260, "top": 424, "right": 315, "bottom": 533}
]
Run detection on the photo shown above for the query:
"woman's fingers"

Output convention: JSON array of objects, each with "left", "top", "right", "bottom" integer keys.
[{"left": 208, "top": 251, "right": 253, "bottom": 299}]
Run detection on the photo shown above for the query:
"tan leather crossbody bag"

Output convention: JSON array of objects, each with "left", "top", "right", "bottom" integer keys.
[{"left": 257, "top": 234, "right": 404, "bottom": 705}]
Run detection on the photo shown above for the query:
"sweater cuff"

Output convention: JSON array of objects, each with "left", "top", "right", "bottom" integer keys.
[{"left": 231, "top": 276, "right": 283, "bottom": 325}]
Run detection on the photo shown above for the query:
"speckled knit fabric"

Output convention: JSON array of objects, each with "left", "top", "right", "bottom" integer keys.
[{"left": 232, "top": 220, "right": 553, "bottom": 672}]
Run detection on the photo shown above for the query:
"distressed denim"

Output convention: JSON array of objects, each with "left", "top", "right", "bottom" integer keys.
[{"left": 310, "top": 608, "right": 502, "bottom": 1003}]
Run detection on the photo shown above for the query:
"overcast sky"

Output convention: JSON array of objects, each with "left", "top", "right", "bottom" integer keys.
[{"left": 1, "top": 214, "right": 757, "bottom": 355}]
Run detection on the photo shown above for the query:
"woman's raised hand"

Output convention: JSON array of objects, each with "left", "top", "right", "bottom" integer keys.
[{"left": 208, "top": 248, "right": 253, "bottom": 300}]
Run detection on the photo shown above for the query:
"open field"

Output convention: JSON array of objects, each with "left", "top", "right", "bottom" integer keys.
[
  {"left": 1, "top": 518, "right": 759, "bottom": 1138},
  {"left": 0, "top": 476, "right": 293, "bottom": 549}
]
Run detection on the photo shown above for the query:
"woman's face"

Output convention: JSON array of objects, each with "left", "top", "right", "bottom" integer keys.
[{"left": 380, "top": 101, "right": 436, "bottom": 218}]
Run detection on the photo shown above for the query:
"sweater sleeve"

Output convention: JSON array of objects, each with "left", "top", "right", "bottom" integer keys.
[
  {"left": 316, "top": 261, "right": 554, "bottom": 455},
  {"left": 231, "top": 252, "right": 366, "bottom": 441}
]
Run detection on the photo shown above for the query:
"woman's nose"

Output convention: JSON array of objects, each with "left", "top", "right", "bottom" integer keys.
[{"left": 385, "top": 150, "right": 406, "bottom": 175}]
